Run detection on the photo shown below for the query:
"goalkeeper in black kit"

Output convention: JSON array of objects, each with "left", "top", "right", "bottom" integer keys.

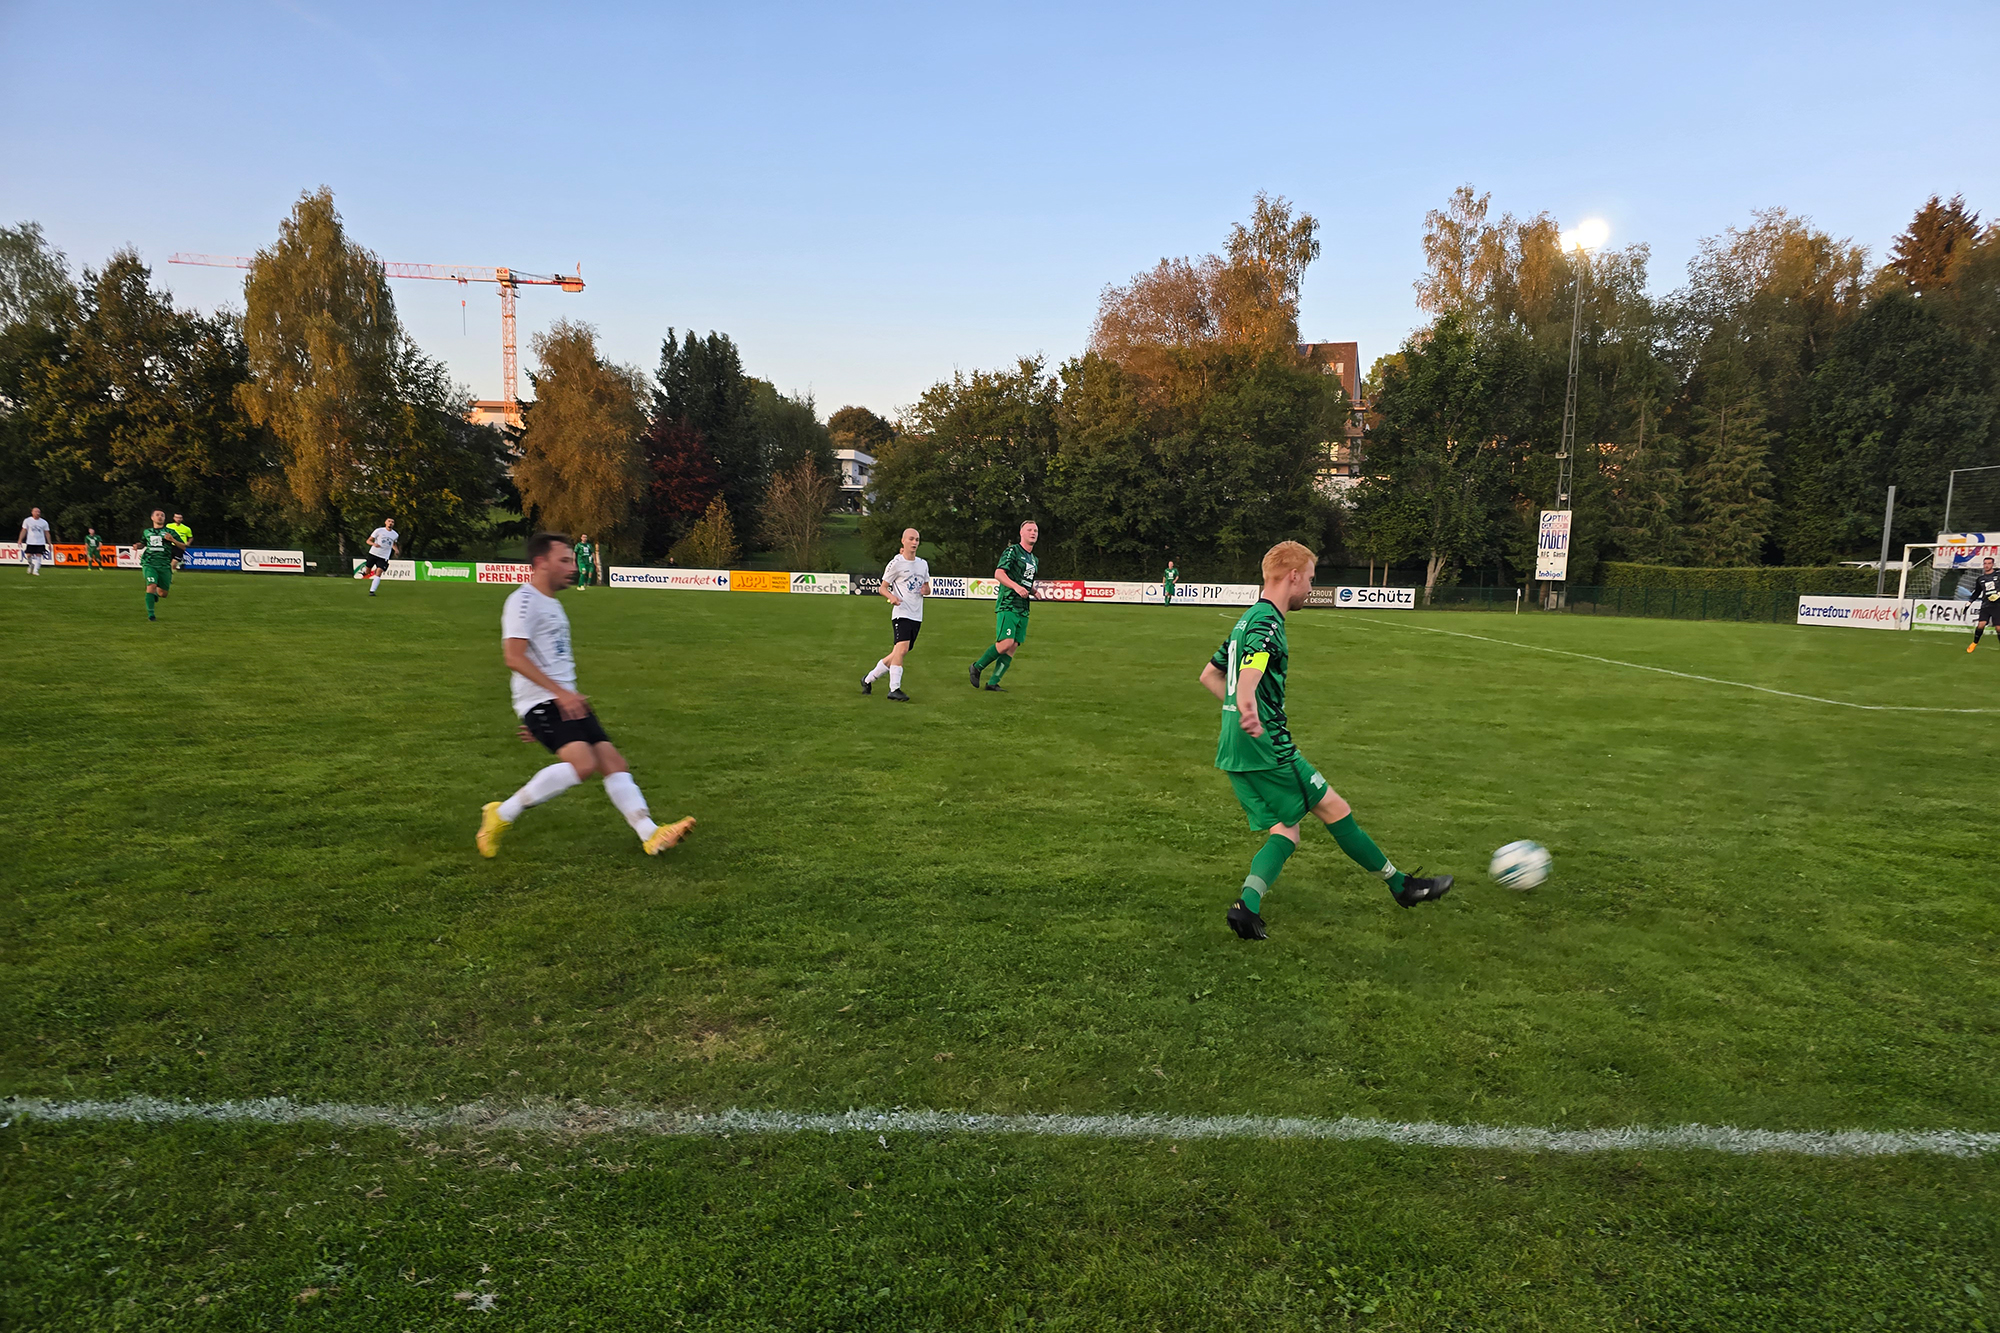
[{"left": 1970, "top": 557, "right": 2000, "bottom": 653}]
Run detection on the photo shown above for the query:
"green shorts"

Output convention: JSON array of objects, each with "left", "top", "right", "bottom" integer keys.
[
  {"left": 995, "top": 607, "right": 1029, "bottom": 646},
  {"left": 141, "top": 562, "right": 173, "bottom": 590},
  {"left": 1225, "top": 755, "right": 1330, "bottom": 829}
]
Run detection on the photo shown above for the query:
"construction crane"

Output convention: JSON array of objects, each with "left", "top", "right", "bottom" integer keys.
[{"left": 170, "top": 253, "right": 584, "bottom": 427}]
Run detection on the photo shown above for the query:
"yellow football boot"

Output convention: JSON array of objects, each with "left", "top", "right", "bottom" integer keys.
[
  {"left": 644, "top": 815, "right": 696, "bottom": 855},
  {"left": 477, "top": 802, "right": 511, "bottom": 858}
]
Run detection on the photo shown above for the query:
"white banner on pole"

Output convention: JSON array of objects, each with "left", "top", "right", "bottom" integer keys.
[{"left": 1535, "top": 510, "right": 1572, "bottom": 581}]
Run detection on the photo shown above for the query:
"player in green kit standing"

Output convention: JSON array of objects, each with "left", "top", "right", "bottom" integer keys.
[
  {"left": 970, "top": 520, "right": 1039, "bottom": 691},
  {"left": 574, "top": 534, "right": 596, "bottom": 589},
  {"left": 86, "top": 528, "right": 105, "bottom": 569},
  {"left": 1163, "top": 558, "right": 1178, "bottom": 605},
  {"left": 137, "top": 509, "right": 184, "bottom": 620},
  {"left": 1200, "top": 540, "right": 1452, "bottom": 940}
]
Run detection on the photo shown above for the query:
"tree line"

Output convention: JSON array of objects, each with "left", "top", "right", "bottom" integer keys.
[{"left": 0, "top": 189, "right": 868, "bottom": 567}]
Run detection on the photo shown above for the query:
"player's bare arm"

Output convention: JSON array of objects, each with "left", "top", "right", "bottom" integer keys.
[
  {"left": 1200, "top": 661, "right": 1227, "bottom": 701},
  {"left": 503, "top": 638, "right": 587, "bottom": 719}
]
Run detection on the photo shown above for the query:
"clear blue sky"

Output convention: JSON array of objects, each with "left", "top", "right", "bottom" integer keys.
[{"left": 3, "top": 1, "right": 1995, "bottom": 416}]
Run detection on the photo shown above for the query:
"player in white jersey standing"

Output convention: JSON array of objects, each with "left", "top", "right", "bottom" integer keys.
[
  {"left": 361, "top": 518, "right": 399, "bottom": 596},
  {"left": 860, "top": 527, "right": 929, "bottom": 702},
  {"left": 477, "top": 532, "right": 694, "bottom": 858},
  {"left": 18, "top": 508, "right": 52, "bottom": 575}
]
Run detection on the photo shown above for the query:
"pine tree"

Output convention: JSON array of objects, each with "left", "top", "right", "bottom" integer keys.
[
  {"left": 1686, "top": 360, "right": 1775, "bottom": 566},
  {"left": 1890, "top": 195, "right": 1981, "bottom": 295}
]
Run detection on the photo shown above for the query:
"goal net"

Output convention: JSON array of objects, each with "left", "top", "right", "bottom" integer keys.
[{"left": 1899, "top": 537, "right": 2000, "bottom": 632}]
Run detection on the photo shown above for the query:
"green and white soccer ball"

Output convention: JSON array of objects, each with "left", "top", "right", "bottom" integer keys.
[{"left": 1489, "top": 840, "right": 1551, "bottom": 890}]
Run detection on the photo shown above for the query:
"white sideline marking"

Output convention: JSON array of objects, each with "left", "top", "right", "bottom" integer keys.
[
  {"left": 1348, "top": 618, "right": 2000, "bottom": 714},
  {"left": 6, "top": 1097, "right": 1995, "bottom": 1159}
]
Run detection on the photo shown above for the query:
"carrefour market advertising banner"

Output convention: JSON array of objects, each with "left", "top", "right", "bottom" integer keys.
[
  {"left": 608, "top": 567, "right": 729, "bottom": 589},
  {"left": 1796, "top": 596, "right": 1911, "bottom": 630}
]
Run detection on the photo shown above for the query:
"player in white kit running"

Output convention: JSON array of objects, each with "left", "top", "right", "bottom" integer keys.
[
  {"left": 18, "top": 508, "right": 52, "bottom": 575},
  {"left": 476, "top": 532, "right": 694, "bottom": 858},
  {"left": 361, "top": 518, "right": 399, "bottom": 595},
  {"left": 861, "top": 527, "right": 929, "bottom": 702}
]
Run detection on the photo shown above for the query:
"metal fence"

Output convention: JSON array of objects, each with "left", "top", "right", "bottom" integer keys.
[{"left": 1411, "top": 585, "right": 1808, "bottom": 621}]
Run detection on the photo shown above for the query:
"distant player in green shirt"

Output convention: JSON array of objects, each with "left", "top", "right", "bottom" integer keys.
[
  {"left": 167, "top": 513, "right": 192, "bottom": 571},
  {"left": 1200, "top": 540, "right": 1452, "bottom": 940},
  {"left": 137, "top": 509, "right": 184, "bottom": 620},
  {"left": 1163, "top": 558, "right": 1178, "bottom": 605},
  {"left": 85, "top": 528, "right": 105, "bottom": 569},
  {"left": 574, "top": 534, "right": 596, "bottom": 589},
  {"left": 970, "top": 520, "right": 1039, "bottom": 691}
]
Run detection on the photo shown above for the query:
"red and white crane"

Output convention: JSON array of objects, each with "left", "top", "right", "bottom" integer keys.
[{"left": 170, "top": 253, "right": 584, "bottom": 427}]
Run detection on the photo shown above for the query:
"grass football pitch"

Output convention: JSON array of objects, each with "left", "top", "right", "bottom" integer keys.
[{"left": 3, "top": 572, "right": 1996, "bottom": 1330}]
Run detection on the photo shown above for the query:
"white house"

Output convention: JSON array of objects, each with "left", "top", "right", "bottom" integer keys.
[{"left": 834, "top": 449, "right": 875, "bottom": 513}]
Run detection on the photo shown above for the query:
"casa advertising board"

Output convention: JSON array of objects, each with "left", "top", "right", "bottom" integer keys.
[
  {"left": 789, "top": 572, "right": 850, "bottom": 595},
  {"left": 1535, "top": 510, "right": 1572, "bottom": 581},
  {"left": 1796, "top": 595, "right": 1911, "bottom": 630},
  {"left": 607, "top": 566, "right": 730, "bottom": 589},
  {"left": 184, "top": 547, "right": 243, "bottom": 572},
  {"left": 849, "top": 575, "right": 883, "bottom": 596},
  {"left": 240, "top": 548, "right": 306, "bottom": 574},
  {"left": 351, "top": 558, "right": 416, "bottom": 581},
  {"left": 1911, "top": 599, "right": 1981, "bottom": 633}
]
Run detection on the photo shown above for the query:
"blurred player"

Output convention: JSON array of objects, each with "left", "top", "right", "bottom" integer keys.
[
  {"left": 969, "top": 520, "right": 1039, "bottom": 691},
  {"left": 1200, "top": 540, "right": 1452, "bottom": 941},
  {"left": 861, "top": 526, "right": 928, "bottom": 702},
  {"left": 574, "top": 533, "right": 597, "bottom": 589},
  {"left": 361, "top": 518, "right": 399, "bottom": 596},
  {"left": 85, "top": 527, "right": 106, "bottom": 569},
  {"left": 18, "top": 507, "right": 51, "bottom": 575},
  {"left": 1163, "top": 558, "right": 1178, "bottom": 605},
  {"left": 477, "top": 532, "right": 694, "bottom": 859},
  {"left": 136, "top": 509, "right": 183, "bottom": 619},
  {"left": 1970, "top": 556, "right": 2000, "bottom": 652},
  {"left": 167, "top": 513, "right": 192, "bottom": 571}
]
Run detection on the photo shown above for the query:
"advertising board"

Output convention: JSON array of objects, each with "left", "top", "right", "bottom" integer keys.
[
  {"left": 1078, "top": 581, "right": 1154, "bottom": 604},
  {"left": 351, "top": 558, "right": 416, "bottom": 581},
  {"left": 729, "top": 570, "right": 791, "bottom": 593},
  {"left": 928, "top": 576, "right": 970, "bottom": 599},
  {"left": 117, "top": 546, "right": 141, "bottom": 568},
  {"left": 184, "top": 547, "right": 244, "bottom": 572},
  {"left": 1911, "top": 599, "right": 1981, "bottom": 633},
  {"left": 48, "top": 544, "right": 92, "bottom": 566},
  {"left": 789, "top": 572, "right": 850, "bottom": 595},
  {"left": 1035, "top": 579, "right": 1086, "bottom": 602},
  {"left": 849, "top": 575, "right": 883, "bottom": 596},
  {"left": 0, "top": 543, "right": 20, "bottom": 562},
  {"left": 1535, "top": 510, "right": 1572, "bottom": 581},
  {"left": 1796, "top": 596, "right": 1911, "bottom": 630},
  {"left": 240, "top": 548, "right": 305, "bottom": 574},
  {"left": 1325, "top": 585, "right": 1417, "bottom": 609},
  {"left": 476, "top": 561, "right": 532, "bottom": 584},
  {"left": 607, "top": 567, "right": 730, "bottom": 589},
  {"left": 1170, "top": 582, "right": 1261, "bottom": 606},
  {"left": 420, "top": 561, "right": 476, "bottom": 581}
]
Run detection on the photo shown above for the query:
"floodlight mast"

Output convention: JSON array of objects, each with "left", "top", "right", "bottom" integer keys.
[
  {"left": 1551, "top": 220, "right": 1607, "bottom": 607},
  {"left": 169, "top": 253, "right": 585, "bottom": 425}
]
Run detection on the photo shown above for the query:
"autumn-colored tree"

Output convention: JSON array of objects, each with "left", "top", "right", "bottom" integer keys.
[
  {"left": 238, "top": 188, "right": 400, "bottom": 556},
  {"left": 761, "top": 454, "right": 838, "bottom": 570},
  {"left": 513, "top": 320, "right": 646, "bottom": 551},
  {"left": 1889, "top": 194, "right": 1982, "bottom": 294},
  {"left": 637, "top": 415, "right": 721, "bottom": 554},
  {"left": 671, "top": 494, "right": 739, "bottom": 568}
]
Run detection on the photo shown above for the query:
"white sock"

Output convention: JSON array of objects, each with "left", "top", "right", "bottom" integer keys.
[
  {"left": 29, "top": 556, "right": 41, "bottom": 574},
  {"left": 498, "top": 762, "right": 581, "bottom": 822},
  {"left": 864, "top": 659, "right": 889, "bottom": 683},
  {"left": 603, "top": 771, "right": 657, "bottom": 841},
  {"left": 370, "top": 575, "right": 382, "bottom": 591},
  {"left": 890, "top": 665, "right": 903, "bottom": 690}
]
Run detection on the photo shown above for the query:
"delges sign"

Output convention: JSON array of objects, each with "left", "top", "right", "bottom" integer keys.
[
  {"left": 1328, "top": 585, "right": 1417, "bottom": 609},
  {"left": 608, "top": 567, "right": 729, "bottom": 589},
  {"left": 1535, "top": 510, "right": 1572, "bottom": 581},
  {"left": 1796, "top": 596, "right": 1911, "bottom": 630}
]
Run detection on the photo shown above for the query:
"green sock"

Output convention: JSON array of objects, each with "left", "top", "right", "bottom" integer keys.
[
  {"left": 974, "top": 646, "right": 1000, "bottom": 671},
  {"left": 1328, "top": 813, "right": 1404, "bottom": 891},
  {"left": 990, "top": 652, "right": 1012, "bottom": 685},
  {"left": 1239, "top": 833, "right": 1295, "bottom": 913},
  {"left": 145, "top": 592, "right": 157, "bottom": 614}
]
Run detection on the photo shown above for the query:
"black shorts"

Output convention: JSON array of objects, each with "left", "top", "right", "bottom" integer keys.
[
  {"left": 363, "top": 554, "right": 390, "bottom": 572},
  {"left": 25, "top": 545, "right": 47, "bottom": 557},
  {"left": 1980, "top": 601, "right": 2000, "bottom": 625},
  {"left": 892, "top": 616, "right": 922, "bottom": 645},
  {"left": 522, "top": 700, "right": 611, "bottom": 753}
]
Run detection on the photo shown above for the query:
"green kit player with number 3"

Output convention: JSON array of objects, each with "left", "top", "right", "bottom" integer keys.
[
  {"left": 136, "top": 508, "right": 184, "bottom": 620},
  {"left": 1200, "top": 540, "right": 1453, "bottom": 940},
  {"left": 970, "top": 520, "right": 1039, "bottom": 691}
]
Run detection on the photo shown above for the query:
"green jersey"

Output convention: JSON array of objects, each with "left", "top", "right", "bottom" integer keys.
[
  {"left": 137, "top": 526, "right": 181, "bottom": 566},
  {"left": 1210, "top": 598, "right": 1296, "bottom": 771},
  {"left": 85, "top": 534, "right": 102, "bottom": 554},
  {"left": 574, "top": 541, "right": 594, "bottom": 567},
  {"left": 995, "top": 543, "right": 1039, "bottom": 613},
  {"left": 1163, "top": 565, "right": 1177, "bottom": 587}
]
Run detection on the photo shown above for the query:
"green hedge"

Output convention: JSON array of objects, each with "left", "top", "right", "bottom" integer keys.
[{"left": 1598, "top": 563, "right": 1875, "bottom": 594}]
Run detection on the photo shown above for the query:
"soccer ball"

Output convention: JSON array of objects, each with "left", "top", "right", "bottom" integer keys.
[{"left": 1489, "top": 840, "right": 1551, "bottom": 890}]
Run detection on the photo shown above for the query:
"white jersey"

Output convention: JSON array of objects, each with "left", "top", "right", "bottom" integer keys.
[
  {"left": 501, "top": 583, "right": 576, "bottom": 717},
  {"left": 883, "top": 554, "right": 929, "bottom": 621},
  {"left": 21, "top": 516, "right": 50, "bottom": 547},
  {"left": 367, "top": 526, "right": 397, "bottom": 559}
]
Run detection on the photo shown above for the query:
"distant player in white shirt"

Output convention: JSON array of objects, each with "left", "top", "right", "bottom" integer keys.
[
  {"left": 860, "top": 527, "right": 929, "bottom": 702},
  {"left": 18, "top": 508, "right": 51, "bottom": 575},
  {"left": 476, "top": 532, "right": 694, "bottom": 859},
  {"left": 360, "top": 518, "right": 399, "bottom": 596}
]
